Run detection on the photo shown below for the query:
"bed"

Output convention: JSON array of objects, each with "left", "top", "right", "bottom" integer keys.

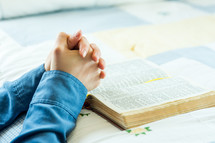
[{"left": 0, "top": 0, "right": 215, "bottom": 142}]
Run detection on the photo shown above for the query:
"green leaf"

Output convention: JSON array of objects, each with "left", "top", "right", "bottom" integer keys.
[
  {"left": 135, "top": 134, "right": 139, "bottom": 136},
  {"left": 145, "top": 127, "right": 152, "bottom": 131},
  {"left": 126, "top": 129, "right": 131, "bottom": 133}
]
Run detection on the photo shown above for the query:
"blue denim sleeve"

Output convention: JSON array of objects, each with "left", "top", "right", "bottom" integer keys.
[
  {"left": 0, "top": 64, "right": 45, "bottom": 130},
  {"left": 11, "top": 70, "right": 88, "bottom": 143}
]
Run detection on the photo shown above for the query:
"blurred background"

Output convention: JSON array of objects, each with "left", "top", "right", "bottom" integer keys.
[{"left": 1, "top": 0, "right": 214, "bottom": 47}]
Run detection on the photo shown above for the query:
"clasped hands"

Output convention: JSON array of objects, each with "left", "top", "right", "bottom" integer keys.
[{"left": 44, "top": 31, "right": 106, "bottom": 91}]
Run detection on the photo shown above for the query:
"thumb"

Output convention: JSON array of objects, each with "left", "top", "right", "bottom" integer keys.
[
  {"left": 68, "top": 30, "right": 82, "bottom": 50},
  {"left": 55, "top": 32, "right": 69, "bottom": 49}
]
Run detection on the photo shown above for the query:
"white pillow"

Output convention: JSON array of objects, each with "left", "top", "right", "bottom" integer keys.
[{"left": 0, "top": 0, "right": 153, "bottom": 19}]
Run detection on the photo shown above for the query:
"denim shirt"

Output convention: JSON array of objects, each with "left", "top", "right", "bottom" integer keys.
[{"left": 0, "top": 65, "right": 87, "bottom": 142}]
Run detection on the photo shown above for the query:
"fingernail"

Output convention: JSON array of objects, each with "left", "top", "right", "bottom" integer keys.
[
  {"left": 94, "top": 54, "right": 98, "bottom": 62},
  {"left": 82, "top": 50, "right": 87, "bottom": 57},
  {"left": 94, "top": 57, "right": 98, "bottom": 62}
]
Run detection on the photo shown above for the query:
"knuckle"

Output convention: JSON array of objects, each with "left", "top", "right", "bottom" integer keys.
[
  {"left": 57, "top": 32, "right": 68, "bottom": 40},
  {"left": 100, "top": 58, "right": 105, "bottom": 63},
  {"left": 53, "top": 47, "right": 62, "bottom": 55},
  {"left": 82, "top": 36, "right": 87, "bottom": 40},
  {"left": 90, "top": 43, "right": 97, "bottom": 47},
  {"left": 81, "top": 36, "right": 87, "bottom": 42},
  {"left": 81, "top": 44, "right": 88, "bottom": 50},
  {"left": 58, "top": 32, "right": 66, "bottom": 37}
]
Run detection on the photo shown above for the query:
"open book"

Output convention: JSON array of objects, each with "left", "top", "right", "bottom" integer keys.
[{"left": 85, "top": 59, "right": 215, "bottom": 129}]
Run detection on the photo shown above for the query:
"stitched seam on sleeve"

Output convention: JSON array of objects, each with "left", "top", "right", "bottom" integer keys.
[
  {"left": 12, "top": 80, "right": 26, "bottom": 109},
  {"left": 12, "top": 64, "right": 46, "bottom": 108},
  {"left": 31, "top": 99, "right": 79, "bottom": 121},
  {"left": 44, "top": 71, "right": 88, "bottom": 95}
]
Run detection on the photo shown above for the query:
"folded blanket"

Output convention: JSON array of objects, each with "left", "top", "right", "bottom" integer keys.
[{"left": 0, "top": 0, "right": 157, "bottom": 19}]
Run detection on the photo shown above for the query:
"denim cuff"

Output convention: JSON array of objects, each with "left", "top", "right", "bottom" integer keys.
[
  {"left": 4, "top": 64, "right": 45, "bottom": 110},
  {"left": 31, "top": 70, "right": 88, "bottom": 120}
]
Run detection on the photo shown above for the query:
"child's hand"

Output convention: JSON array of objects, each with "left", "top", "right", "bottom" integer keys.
[
  {"left": 45, "top": 30, "right": 105, "bottom": 75},
  {"left": 49, "top": 32, "right": 105, "bottom": 91}
]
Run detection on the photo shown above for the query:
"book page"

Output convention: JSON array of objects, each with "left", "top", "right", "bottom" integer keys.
[
  {"left": 93, "top": 77, "right": 209, "bottom": 113},
  {"left": 90, "top": 59, "right": 169, "bottom": 94},
  {"left": 160, "top": 58, "right": 215, "bottom": 90}
]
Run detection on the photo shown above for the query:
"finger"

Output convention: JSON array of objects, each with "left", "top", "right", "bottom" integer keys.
[
  {"left": 68, "top": 30, "right": 82, "bottom": 50},
  {"left": 90, "top": 43, "right": 101, "bottom": 62},
  {"left": 79, "top": 36, "right": 90, "bottom": 58},
  {"left": 55, "top": 32, "right": 69, "bottom": 48},
  {"left": 100, "top": 71, "right": 106, "bottom": 79},
  {"left": 98, "top": 58, "right": 106, "bottom": 70}
]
